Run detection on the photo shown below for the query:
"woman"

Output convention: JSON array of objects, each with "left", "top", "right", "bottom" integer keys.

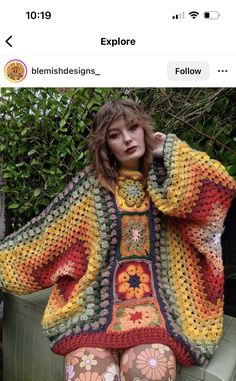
[{"left": 0, "top": 99, "right": 235, "bottom": 381}]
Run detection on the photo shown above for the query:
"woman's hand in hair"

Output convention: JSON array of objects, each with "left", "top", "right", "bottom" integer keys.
[{"left": 152, "top": 132, "right": 166, "bottom": 158}]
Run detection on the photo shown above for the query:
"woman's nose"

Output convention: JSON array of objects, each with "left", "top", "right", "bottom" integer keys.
[{"left": 123, "top": 131, "right": 132, "bottom": 143}]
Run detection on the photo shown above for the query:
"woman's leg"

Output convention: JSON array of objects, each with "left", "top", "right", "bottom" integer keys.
[
  {"left": 65, "top": 347, "right": 120, "bottom": 381},
  {"left": 120, "top": 343, "right": 176, "bottom": 381}
]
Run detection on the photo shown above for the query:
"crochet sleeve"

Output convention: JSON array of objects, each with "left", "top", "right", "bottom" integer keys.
[
  {"left": 148, "top": 134, "right": 236, "bottom": 268},
  {"left": 0, "top": 168, "right": 98, "bottom": 295},
  {"left": 148, "top": 134, "right": 236, "bottom": 298},
  {"left": 148, "top": 134, "right": 236, "bottom": 219}
]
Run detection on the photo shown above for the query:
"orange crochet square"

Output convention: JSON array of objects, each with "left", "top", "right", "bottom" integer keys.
[
  {"left": 108, "top": 298, "right": 166, "bottom": 332},
  {"left": 115, "top": 261, "right": 153, "bottom": 301}
]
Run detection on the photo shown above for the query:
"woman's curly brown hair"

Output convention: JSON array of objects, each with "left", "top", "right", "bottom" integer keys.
[{"left": 89, "top": 99, "right": 155, "bottom": 192}]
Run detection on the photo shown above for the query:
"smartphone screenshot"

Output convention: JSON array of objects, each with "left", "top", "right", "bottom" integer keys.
[{"left": 0, "top": 1, "right": 236, "bottom": 381}]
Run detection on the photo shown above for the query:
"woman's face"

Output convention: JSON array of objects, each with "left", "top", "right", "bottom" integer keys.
[{"left": 106, "top": 117, "right": 145, "bottom": 171}]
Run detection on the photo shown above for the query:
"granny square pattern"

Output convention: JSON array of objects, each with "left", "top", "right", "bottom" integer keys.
[
  {"left": 1, "top": 134, "right": 236, "bottom": 367},
  {"left": 119, "top": 214, "right": 150, "bottom": 258},
  {"left": 115, "top": 260, "right": 153, "bottom": 301},
  {"left": 108, "top": 298, "right": 166, "bottom": 332}
]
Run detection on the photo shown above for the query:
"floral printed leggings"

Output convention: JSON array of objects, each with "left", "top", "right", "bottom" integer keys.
[{"left": 65, "top": 344, "right": 176, "bottom": 381}]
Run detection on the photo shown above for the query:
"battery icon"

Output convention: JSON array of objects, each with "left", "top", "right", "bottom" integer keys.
[{"left": 204, "top": 11, "right": 220, "bottom": 19}]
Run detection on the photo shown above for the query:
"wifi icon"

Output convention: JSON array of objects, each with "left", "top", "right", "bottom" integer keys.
[{"left": 189, "top": 11, "right": 199, "bottom": 19}]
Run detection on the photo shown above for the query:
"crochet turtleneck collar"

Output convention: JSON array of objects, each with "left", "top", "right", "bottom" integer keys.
[
  {"left": 115, "top": 169, "right": 148, "bottom": 210},
  {"left": 117, "top": 169, "right": 143, "bottom": 181}
]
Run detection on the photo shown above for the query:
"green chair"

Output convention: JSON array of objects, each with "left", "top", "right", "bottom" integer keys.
[{"left": 2, "top": 290, "right": 236, "bottom": 381}]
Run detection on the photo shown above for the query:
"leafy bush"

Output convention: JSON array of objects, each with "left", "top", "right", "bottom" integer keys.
[
  {"left": 134, "top": 88, "right": 236, "bottom": 176},
  {"left": 0, "top": 88, "right": 125, "bottom": 230}
]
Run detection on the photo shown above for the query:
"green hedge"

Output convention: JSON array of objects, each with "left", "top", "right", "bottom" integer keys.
[
  {"left": 135, "top": 88, "right": 236, "bottom": 173},
  {"left": 0, "top": 88, "right": 125, "bottom": 230}
]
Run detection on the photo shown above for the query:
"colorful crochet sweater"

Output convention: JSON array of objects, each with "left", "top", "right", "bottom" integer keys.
[{"left": 0, "top": 134, "right": 235, "bottom": 366}]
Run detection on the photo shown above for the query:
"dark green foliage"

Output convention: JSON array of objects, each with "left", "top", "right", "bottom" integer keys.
[
  {"left": 1, "top": 87, "right": 236, "bottom": 231},
  {"left": 0, "top": 88, "right": 125, "bottom": 230},
  {"left": 134, "top": 88, "right": 236, "bottom": 175}
]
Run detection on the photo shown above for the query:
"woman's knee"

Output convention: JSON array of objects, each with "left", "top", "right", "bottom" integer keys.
[
  {"left": 65, "top": 347, "right": 120, "bottom": 381},
  {"left": 120, "top": 343, "right": 176, "bottom": 381}
]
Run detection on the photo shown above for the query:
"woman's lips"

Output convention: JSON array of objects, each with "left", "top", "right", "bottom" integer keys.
[{"left": 125, "top": 146, "right": 137, "bottom": 153}]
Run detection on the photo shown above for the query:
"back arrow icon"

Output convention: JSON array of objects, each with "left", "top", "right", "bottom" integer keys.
[{"left": 6, "top": 36, "right": 13, "bottom": 47}]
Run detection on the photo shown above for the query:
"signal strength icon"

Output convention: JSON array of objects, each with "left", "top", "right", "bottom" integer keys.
[
  {"left": 189, "top": 11, "right": 199, "bottom": 19},
  {"left": 172, "top": 12, "right": 185, "bottom": 19}
]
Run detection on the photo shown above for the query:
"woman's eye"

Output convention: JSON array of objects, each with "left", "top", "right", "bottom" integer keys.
[
  {"left": 129, "top": 124, "right": 138, "bottom": 131},
  {"left": 109, "top": 133, "right": 119, "bottom": 139}
]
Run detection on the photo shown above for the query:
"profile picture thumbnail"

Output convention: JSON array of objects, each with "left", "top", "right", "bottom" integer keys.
[{"left": 4, "top": 59, "right": 27, "bottom": 82}]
